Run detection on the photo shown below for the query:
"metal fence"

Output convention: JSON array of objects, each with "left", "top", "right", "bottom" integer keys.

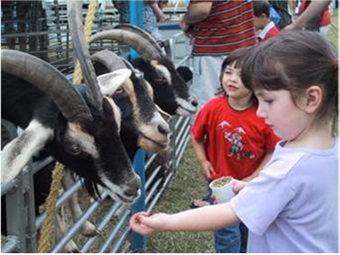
[{"left": 1, "top": 4, "right": 193, "bottom": 251}]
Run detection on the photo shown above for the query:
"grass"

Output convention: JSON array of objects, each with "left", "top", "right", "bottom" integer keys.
[{"left": 327, "top": 9, "right": 338, "bottom": 48}]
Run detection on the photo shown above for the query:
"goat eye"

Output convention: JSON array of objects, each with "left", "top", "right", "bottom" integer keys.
[
  {"left": 115, "top": 88, "right": 125, "bottom": 95},
  {"left": 67, "top": 144, "right": 81, "bottom": 155},
  {"left": 155, "top": 77, "right": 166, "bottom": 83}
]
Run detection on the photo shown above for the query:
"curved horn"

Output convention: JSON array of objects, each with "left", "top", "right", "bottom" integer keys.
[
  {"left": 120, "top": 57, "right": 139, "bottom": 73},
  {"left": 115, "top": 23, "right": 163, "bottom": 54},
  {"left": 90, "top": 29, "right": 162, "bottom": 61},
  {"left": 1, "top": 50, "right": 93, "bottom": 123},
  {"left": 91, "top": 50, "right": 141, "bottom": 80},
  {"left": 67, "top": 1, "right": 103, "bottom": 111},
  {"left": 91, "top": 49, "right": 126, "bottom": 72}
]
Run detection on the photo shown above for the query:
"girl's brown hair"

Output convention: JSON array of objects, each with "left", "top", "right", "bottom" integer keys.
[{"left": 241, "top": 31, "right": 338, "bottom": 126}]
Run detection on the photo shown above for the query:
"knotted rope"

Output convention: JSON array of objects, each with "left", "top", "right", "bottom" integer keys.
[{"left": 37, "top": 0, "right": 98, "bottom": 252}]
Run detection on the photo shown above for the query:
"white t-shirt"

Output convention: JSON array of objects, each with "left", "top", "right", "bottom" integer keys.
[{"left": 231, "top": 139, "right": 339, "bottom": 253}]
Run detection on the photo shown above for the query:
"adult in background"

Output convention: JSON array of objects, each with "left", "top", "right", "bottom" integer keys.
[
  {"left": 179, "top": 0, "right": 256, "bottom": 109},
  {"left": 268, "top": 0, "right": 293, "bottom": 30},
  {"left": 283, "top": 0, "right": 332, "bottom": 34},
  {"left": 144, "top": 0, "right": 169, "bottom": 41}
]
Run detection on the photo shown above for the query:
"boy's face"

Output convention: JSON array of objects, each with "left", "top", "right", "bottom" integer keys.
[{"left": 253, "top": 14, "right": 269, "bottom": 31}]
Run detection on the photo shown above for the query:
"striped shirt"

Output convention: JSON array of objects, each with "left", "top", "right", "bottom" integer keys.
[{"left": 191, "top": 0, "right": 256, "bottom": 56}]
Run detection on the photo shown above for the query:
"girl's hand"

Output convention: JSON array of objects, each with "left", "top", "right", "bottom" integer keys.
[
  {"left": 200, "top": 160, "right": 215, "bottom": 179},
  {"left": 129, "top": 212, "right": 169, "bottom": 235},
  {"left": 232, "top": 180, "right": 247, "bottom": 195}
]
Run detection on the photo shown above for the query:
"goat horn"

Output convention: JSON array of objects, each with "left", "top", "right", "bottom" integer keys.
[
  {"left": 67, "top": 1, "right": 103, "bottom": 111},
  {"left": 91, "top": 50, "right": 138, "bottom": 74},
  {"left": 91, "top": 49, "right": 126, "bottom": 71},
  {"left": 1, "top": 50, "right": 93, "bottom": 123},
  {"left": 90, "top": 29, "right": 162, "bottom": 61},
  {"left": 114, "top": 23, "right": 164, "bottom": 54}
]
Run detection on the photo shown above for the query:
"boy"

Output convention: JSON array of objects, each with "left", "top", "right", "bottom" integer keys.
[{"left": 253, "top": 0, "right": 281, "bottom": 41}]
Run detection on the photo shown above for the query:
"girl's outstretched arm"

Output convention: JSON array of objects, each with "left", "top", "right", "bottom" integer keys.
[{"left": 130, "top": 202, "right": 240, "bottom": 235}]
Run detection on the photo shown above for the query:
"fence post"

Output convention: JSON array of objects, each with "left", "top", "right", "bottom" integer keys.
[
  {"left": 130, "top": 148, "right": 146, "bottom": 252},
  {"left": 129, "top": 0, "right": 143, "bottom": 59}
]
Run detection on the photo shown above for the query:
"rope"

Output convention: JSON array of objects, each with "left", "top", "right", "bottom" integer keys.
[
  {"left": 37, "top": 0, "right": 98, "bottom": 252},
  {"left": 73, "top": 0, "right": 98, "bottom": 84},
  {"left": 37, "top": 162, "right": 64, "bottom": 253}
]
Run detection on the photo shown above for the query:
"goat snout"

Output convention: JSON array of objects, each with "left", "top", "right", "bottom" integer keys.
[
  {"left": 191, "top": 98, "right": 198, "bottom": 107},
  {"left": 158, "top": 124, "right": 170, "bottom": 135},
  {"left": 124, "top": 175, "right": 141, "bottom": 197}
]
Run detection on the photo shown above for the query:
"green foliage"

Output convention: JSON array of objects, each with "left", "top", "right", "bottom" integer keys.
[{"left": 327, "top": 9, "right": 338, "bottom": 49}]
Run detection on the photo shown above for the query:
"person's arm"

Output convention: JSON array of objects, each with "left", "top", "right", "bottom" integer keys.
[
  {"left": 191, "top": 132, "right": 216, "bottom": 179},
  {"left": 130, "top": 202, "right": 240, "bottom": 235},
  {"left": 283, "top": 0, "right": 331, "bottom": 31},
  {"left": 150, "top": 1, "right": 168, "bottom": 22},
  {"left": 180, "top": 1, "right": 213, "bottom": 33},
  {"left": 242, "top": 152, "right": 273, "bottom": 182}
]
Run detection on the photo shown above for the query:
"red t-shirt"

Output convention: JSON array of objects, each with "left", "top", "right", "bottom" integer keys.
[
  {"left": 257, "top": 21, "right": 281, "bottom": 42},
  {"left": 190, "top": 0, "right": 256, "bottom": 55},
  {"left": 191, "top": 96, "right": 280, "bottom": 180}
]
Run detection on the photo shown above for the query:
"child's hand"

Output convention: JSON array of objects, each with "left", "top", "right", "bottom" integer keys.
[
  {"left": 200, "top": 160, "right": 215, "bottom": 179},
  {"left": 232, "top": 180, "right": 246, "bottom": 195},
  {"left": 129, "top": 212, "right": 169, "bottom": 235}
]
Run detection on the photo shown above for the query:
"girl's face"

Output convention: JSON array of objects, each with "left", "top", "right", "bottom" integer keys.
[
  {"left": 255, "top": 89, "right": 310, "bottom": 141},
  {"left": 222, "top": 63, "right": 252, "bottom": 100}
]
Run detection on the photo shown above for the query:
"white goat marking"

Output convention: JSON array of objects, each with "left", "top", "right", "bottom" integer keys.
[
  {"left": 1, "top": 120, "right": 54, "bottom": 183},
  {"left": 155, "top": 64, "right": 172, "bottom": 85},
  {"left": 103, "top": 96, "right": 122, "bottom": 132},
  {"left": 145, "top": 81, "right": 154, "bottom": 98},
  {"left": 176, "top": 97, "right": 197, "bottom": 116},
  {"left": 67, "top": 123, "right": 98, "bottom": 157},
  {"left": 99, "top": 173, "right": 125, "bottom": 200},
  {"left": 99, "top": 172, "right": 141, "bottom": 204},
  {"left": 152, "top": 111, "right": 168, "bottom": 127}
]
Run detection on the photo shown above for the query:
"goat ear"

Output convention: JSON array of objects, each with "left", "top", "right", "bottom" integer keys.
[
  {"left": 97, "top": 69, "right": 132, "bottom": 96},
  {"left": 1, "top": 121, "right": 53, "bottom": 183}
]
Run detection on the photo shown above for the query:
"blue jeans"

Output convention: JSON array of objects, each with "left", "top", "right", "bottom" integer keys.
[
  {"left": 207, "top": 184, "right": 248, "bottom": 253},
  {"left": 215, "top": 223, "right": 241, "bottom": 253}
]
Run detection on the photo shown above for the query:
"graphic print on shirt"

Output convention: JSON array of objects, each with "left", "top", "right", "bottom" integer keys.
[{"left": 219, "top": 121, "right": 255, "bottom": 160}]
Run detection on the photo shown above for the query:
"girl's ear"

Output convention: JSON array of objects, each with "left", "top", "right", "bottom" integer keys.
[{"left": 305, "top": 85, "right": 322, "bottom": 114}]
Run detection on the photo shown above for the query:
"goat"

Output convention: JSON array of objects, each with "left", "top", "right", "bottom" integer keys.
[
  {"left": 1, "top": 1, "right": 143, "bottom": 205},
  {"left": 91, "top": 49, "right": 171, "bottom": 158},
  {"left": 1, "top": 48, "right": 141, "bottom": 199},
  {"left": 89, "top": 26, "right": 198, "bottom": 116}
]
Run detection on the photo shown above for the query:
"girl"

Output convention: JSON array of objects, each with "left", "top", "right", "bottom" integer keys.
[
  {"left": 129, "top": 31, "right": 338, "bottom": 253},
  {"left": 190, "top": 47, "right": 280, "bottom": 253}
]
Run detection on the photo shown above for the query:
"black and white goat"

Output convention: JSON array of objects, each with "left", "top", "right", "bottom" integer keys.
[
  {"left": 1, "top": 4, "right": 144, "bottom": 205},
  {"left": 89, "top": 25, "right": 198, "bottom": 116},
  {"left": 91, "top": 49, "right": 171, "bottom": 158}
]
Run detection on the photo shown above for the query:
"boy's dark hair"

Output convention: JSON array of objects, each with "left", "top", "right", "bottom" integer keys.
[
  {"left": 253, "top": 0, "right": 270, "bottom": 18},
  {"left": 242, "top": 31, "right": 338, "bottom": 128}
]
